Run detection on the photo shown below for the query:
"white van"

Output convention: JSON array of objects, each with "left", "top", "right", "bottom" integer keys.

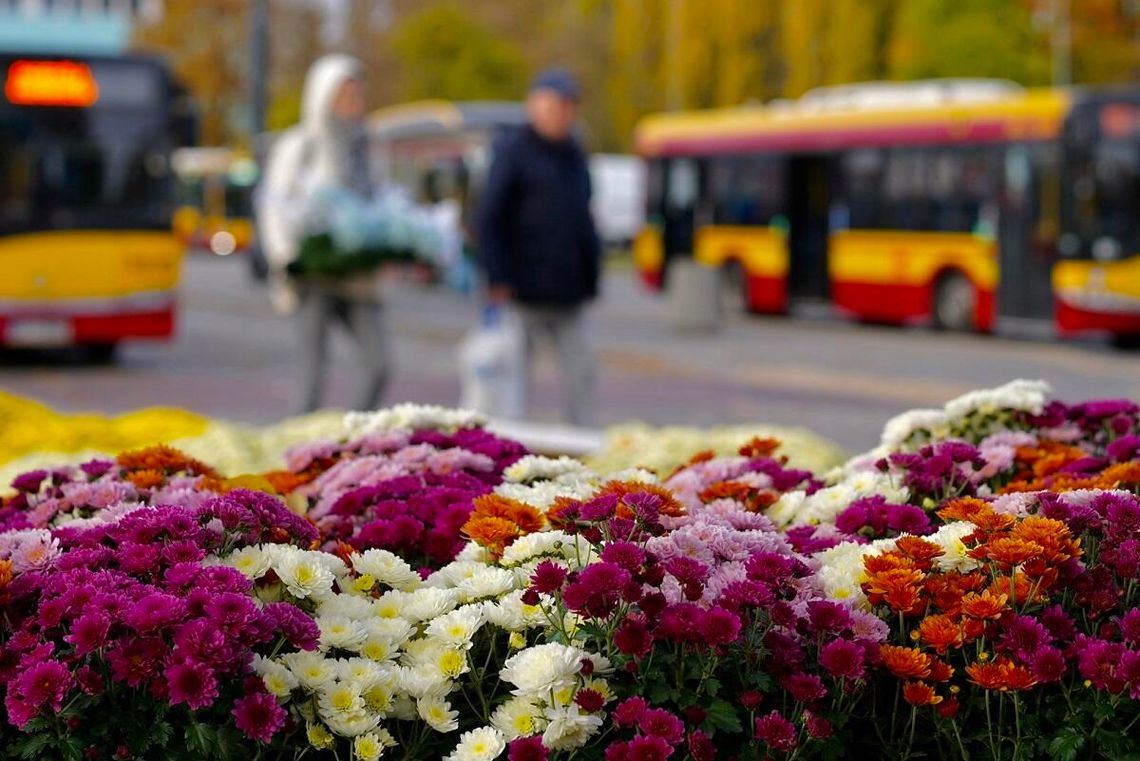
[{"left": 589, "top": 154, "right": 646, "bottom": 249}]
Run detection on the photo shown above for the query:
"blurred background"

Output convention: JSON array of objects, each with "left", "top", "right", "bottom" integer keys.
[{"left": 3, "top": 0, "right": 1140, "bottom": 456}]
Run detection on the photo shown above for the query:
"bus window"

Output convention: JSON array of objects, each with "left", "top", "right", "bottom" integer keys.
[
  {"left": 709, "top": 154, "right": 785, "bottom": 226},
  {"left": 839, "top": 148, "right": 885, "bottom": 229}
]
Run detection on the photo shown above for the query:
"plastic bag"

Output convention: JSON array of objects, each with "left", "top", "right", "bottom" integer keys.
[{"left": 458, "top": 306, "right": 526, "bottom": 419}]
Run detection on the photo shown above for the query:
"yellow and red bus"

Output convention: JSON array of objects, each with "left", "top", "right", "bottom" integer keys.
[
  {"left": 172, "top": 147, "right": 257, "bottom": 258},
  {"left": 0, "top": 53, "right": 188, "bottom": 358},
  {"left": 633, "top": 80, "right": 1140, "bottom": 343}
]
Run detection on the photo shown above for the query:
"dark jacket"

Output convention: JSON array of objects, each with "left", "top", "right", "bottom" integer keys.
[{"left": 476, "top": 126, "right": 602, "bottom": 305}]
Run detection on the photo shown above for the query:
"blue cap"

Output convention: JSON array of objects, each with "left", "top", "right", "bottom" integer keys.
[{"left": 530, "top": 68, "right": 580, "bottom": 101}]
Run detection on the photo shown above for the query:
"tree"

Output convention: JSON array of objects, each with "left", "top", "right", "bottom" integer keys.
[
  {"left": 388, "top": 3, "right": 529, "bottom": 102},
  {"left": 888, "top": 0, "right": 1051, "bottom": 84},
  {"left": 132, "top": 0, "right": 248, "bottom": 145}
]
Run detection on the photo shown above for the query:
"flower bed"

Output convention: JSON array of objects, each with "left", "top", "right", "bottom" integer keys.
[{"left": 1, "top": 383, "right": 1139, "bottom": 760}]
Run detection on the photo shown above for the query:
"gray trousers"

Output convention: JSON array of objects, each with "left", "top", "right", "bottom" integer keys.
[
  {"left": 514, "top": 304, "right": 596, "bottom": 427},
  {"left": 296, "top": 291, "right": 391, "bottom": 413}
]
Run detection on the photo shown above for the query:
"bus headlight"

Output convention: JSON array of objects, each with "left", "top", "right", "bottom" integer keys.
[
  {"left": 209, "top": 231, "right": 237, "bottom": 256},
  {"left": 1092, "top": 236, "right": 1122, "bottom": 262}
]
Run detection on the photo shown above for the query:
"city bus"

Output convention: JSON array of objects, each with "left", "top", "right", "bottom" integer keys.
[
  {"left": 633, "top": 80, "right": 1140, "bottom": 344},
  {"left": 172, "top": 146, "right": 257, "bottom": 258},
  {"left": 0, "top": 52, "right": 189, "bottom": 358}
]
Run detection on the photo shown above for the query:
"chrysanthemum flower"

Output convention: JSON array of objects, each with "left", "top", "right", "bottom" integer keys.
[
  {"left": 902, "top": 681, "right": 942, "bottom": 706},
  {"left": 232, "top": 690, "right": 287, "bottom": 743},
  {"left": 918, "top": 614, "right": 963, "bottom": 654},
  {"left": 880, "top": 645, "right": 933, "bottom": 680},
  {"left": 966, "top": 659, "right": 1038, "bottom": 691}
]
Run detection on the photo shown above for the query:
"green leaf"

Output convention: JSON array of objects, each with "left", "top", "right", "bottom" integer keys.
[
  {"left": 12, "top": 733, "right": 54, "bottom": 760},
  {"left": 185, "top": 722, "right": 213, "bottom": 756},
  {"left": 1047, "top": 728, "right": 1086, "bottom": 761},
  {"left": 704, "top": 698, "right": 743, "bottom": 735}
]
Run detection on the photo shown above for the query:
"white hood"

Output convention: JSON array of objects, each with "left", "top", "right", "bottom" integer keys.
[{"left": 301, "top": 53, "right": 362, "bottom": 137}]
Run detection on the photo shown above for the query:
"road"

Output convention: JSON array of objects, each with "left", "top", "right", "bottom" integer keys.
[{"left": 2, "top": 255, "right": 1138, "bottom": 452}]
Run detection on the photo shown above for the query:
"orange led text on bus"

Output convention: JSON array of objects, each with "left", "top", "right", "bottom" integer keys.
[{"left": 4, "top": 60, "right": 99, "bottom": 107}]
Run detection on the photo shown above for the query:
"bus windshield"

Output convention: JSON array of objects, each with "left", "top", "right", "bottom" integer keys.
[{"left": 0, "top": 57, "right": 174, "bottom": 234}]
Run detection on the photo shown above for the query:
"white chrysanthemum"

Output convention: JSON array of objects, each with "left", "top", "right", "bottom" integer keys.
[
  {"left": 484, "top": 590, "right": 546, "bottom": 631},
  {"left": 880, "top": 408, "right": 949, "bottom": 449},
  {"left": 606, "top": 467, "right": 658, "bottom": 484},
  {"left": 424, "top": 605, "right": 486, "bottom": 646},
  {"left": 253, "top": 655, "right": 299, "bottom": 700},
  {"left": 398, "top": 665, "right": 450, "bottom": 699},
  {"left": 319, "top": 593, "right": 375, "bottom": 620},
  {"left": 352, "top": 549, "right": 421, "bottom": 591},
  {"left": 363, "top": 617, "right": 414, "bottom": 645},
  {"left": 389, "top": 695, "right": 418, "bottom": 721},
  {"left": 454, "top": 566, "right": 517, "bottom": 602},
  {"left": 338, "top": 658, "right": 392, "bottom": 692},
  {"left": 353, "top": 732, "right": 386, "bottom": 761},
  {"left": 275, "top": 552, "right": 336, "bottom": 601},
  {"left": 306, "top": 722, "right": 335, "bottom": 749},
  {"left": 455, "top": 542, "right": 491, "bottom": 563},
  {"left": 491, "top": 696, "right": 545, "bottom": 740},
  {"left": 499, "top": 531, "right": 583, "bottom": 567},
  {"left": 765, "top": 490, "right": 807, "bottom": 528},
  {"left": 318, "top": 680, "right": 366, "bottom": 718},
  {"left": 541, "top": 705, "right": 603, "bottom": 751},
  {"left": 795, "top": 483, "right": 857, "bottom": 526},
  {"left": 443, "top": 726, "right": 507, "bottom": 761},
  {"left": 318, "top": 615, "right": 368, "bottom": 653},
  {"left": 943, "top": 379, "right": 1050, "bottom": 422},
  {"left": 226, "top": 546, "right": 271, "bottom": 579},
  {"left": 493, "top": 480, "right": 597, "bottom": 510},
  {"left": 814, "top": 539, "right": 897, "bottom": 609},
  {"left": 504, "top": 455, "right": 591, "bottom": 484},
  {"left": 402, "top": 587, "right": 460, "bottom": 622},
  {"left": 323, "top": 710, "right": 381, "bottom": 737},
  {"left": 345, "top": 404, "right": 485, "bottom": 435},
  {"left": 372, "top": 590, "right": 407, "bottom": 619},
  {"left": 500, "top": 643, "right": 586, "bottom": 696},
  {"left": 427, "top": 560, "right": 491, "bottom": 588},
  {"left": 283, "top": 652, "right": 339, "bottom": 690},
  {"left": 929, "top": 521, "right": 982, "bottom": 573},
  {"left": 417, "top": 695, "right": 460, "bottom": 733}
]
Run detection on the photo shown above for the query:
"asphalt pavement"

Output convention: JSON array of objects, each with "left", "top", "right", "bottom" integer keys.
[{"left": 2, "top": 255, "right": 1138, "bottom": 452}]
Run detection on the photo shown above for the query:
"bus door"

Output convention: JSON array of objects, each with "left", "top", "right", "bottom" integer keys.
[
  {"left": 662, "top": 157, "right": 703, "bottom": 269},
  {"left": 997, "top": 144, "right": 1054, "bottom": 319},
  {"left": 787, "top": 155, "right": 831, "bottom": 300}
]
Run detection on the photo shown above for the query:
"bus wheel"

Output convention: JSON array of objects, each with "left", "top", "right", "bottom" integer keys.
[
  {"left": 1111, "top": 334, "right": 1140, "bottom": 351},
  {"left": 932, "top": 273, "right": 976, "bottom": 332},
  {"left": 720, "top": 260, "right": 747, "bottom": 313},
  {"left": 83, "top": 343, "right": 119, "bottom": 364}
]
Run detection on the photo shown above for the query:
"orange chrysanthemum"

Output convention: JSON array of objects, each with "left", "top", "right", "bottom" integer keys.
[
  {"left": 126, "top": 469, "right": 166, "bottom": 490},
  {"left": 924, "top": 572, "right": 985, "bottom": 615},
  {"left": 600, "top": 481, "right": 686, "bottom": 518},
  {"left": 928, "top": 658, "right": 955, "bottom": 683},
  {"left": 469, "top": 494, "right": 545, "bottom": 535},
  {"left": 116, "top": 444, "right": 219, "bottom": 478},
  {"left": 902, "top": 681, "right": 943, "bottom": 706},
  {"left": 983, "top": 537, "right": 1043, "bottom": 568},
  {"left": 966, "top": 659, "right": 1038, "bottom": 692},
  {"left": 880, "top": 645, "right": 933, "bottom": 680},
  {"left": 960, "top": 590, "right": 1009, "bottom": 620},
  {"left": 864, "top": 552, "right": 919, "bottom": 575},
  {"left": 462, "top": 515, "right": 520, "bottom": 556},
  {"left": 262, "top": 469, "right": 315, "bottom": 495},
  {"left": 937, "top": 497, "right": 993, "bottom": 523},
  {"left": 0, "top": 558, "right": 12, "bottom": 589},
  {"left": 738, "top": 437, "right": 781, "bottom": 459},
  {"left": 863, "top": 567, "right": 925, "bottom": 613},
  {"left": 918, "top": 614, "right": 963, "bottom": 654},
  {"left": 895, "top": 536, "right": 945, "bottom": 570},
  {"left": 987, "top": 572, "right": 1035, "bottom": 605},
  {"left": 970, "top": 510, "right": 1018, "bottom": 534},
  {"left": 546, "top": 497, "right": 581, "bottom": 529},
  {"left": 1097, "top": 462, "right": 1140, "bottom": 488}
]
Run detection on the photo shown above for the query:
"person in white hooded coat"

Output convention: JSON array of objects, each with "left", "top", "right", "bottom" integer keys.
[{"left": 257, "top": 54, "right": 391, "bottom": 413}]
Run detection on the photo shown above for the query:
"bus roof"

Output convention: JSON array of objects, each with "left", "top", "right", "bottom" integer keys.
[
  {"left": 366, "top": 100, "right": 526, "bottom": 141},
  {"left": 634, "top": 80, "right": 1073, "bottom": 157}
]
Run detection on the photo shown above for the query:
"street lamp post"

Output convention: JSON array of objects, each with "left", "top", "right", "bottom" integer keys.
[
  {"left": 1051, "top": 0, "right": 1072, "bottom": 86},
  {"left": 249, "top": 0, "right": 269, "bottom": 140}
]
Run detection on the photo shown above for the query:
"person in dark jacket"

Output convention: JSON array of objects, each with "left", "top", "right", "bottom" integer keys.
[{"left": 476, "top": 68, "right": 602, "bottom": 426}]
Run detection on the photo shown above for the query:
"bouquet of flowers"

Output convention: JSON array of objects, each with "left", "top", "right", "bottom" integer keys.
[{"left": 288, "top": 188, "right": 445, "bottom": 278}]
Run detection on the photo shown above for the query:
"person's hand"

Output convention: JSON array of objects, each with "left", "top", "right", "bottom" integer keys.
[{"left": 487, "top": 284, "right": 513, "bottom": 305}]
